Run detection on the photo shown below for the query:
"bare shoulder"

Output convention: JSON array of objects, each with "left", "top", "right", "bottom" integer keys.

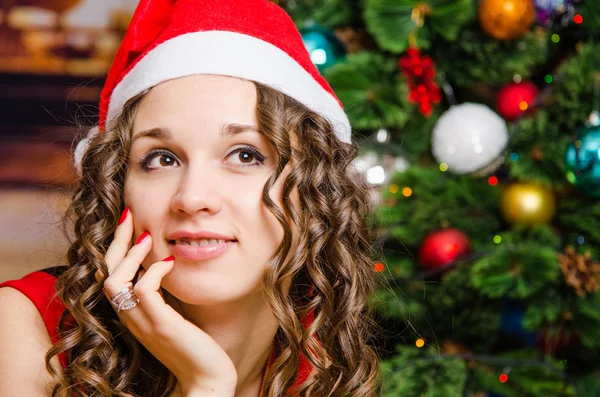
[{"left": 0, "top": 286, "right": 62, "bottom": 396}]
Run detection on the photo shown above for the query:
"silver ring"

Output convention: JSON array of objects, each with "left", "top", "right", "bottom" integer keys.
[
  {"left": 110, "top": 286, "right": 140, "bottom": 312},
  {"left": 111, "top": 286, "right": 133, "bottom": 305},
  {"left": 118, "top": 296, "right": 140, "bottom": 312}
]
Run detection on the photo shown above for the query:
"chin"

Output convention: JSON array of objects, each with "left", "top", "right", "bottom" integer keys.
[{"left": 162, "top": 273, "right": 254, "bottom": 305}]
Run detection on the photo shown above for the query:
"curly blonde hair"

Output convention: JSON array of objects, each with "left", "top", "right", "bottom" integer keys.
[{"left": 46, "top": 80, "right": 382, "bottom": 396}]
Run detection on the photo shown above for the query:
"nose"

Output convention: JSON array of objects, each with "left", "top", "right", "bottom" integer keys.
[{"left": 170, "top": 164, "right": 223, "bottom": 216}]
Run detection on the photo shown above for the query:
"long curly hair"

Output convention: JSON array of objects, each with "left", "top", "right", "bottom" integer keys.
[{"left": 46, "top": 79, "right": 382, "bottom": 396}]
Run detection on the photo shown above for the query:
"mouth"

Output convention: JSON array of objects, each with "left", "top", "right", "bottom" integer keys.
[
  {"left": 167, "top": 238, "right": 238, "bottom": 247},
  {"left": 167, "top": 239, "right": 238, "bottom": 261}
]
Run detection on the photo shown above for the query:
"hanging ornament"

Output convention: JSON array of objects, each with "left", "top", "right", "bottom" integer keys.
[
  {"left": 496, "top": 81, "right": 539, "bottom": 121},
  {"left": 537, "top": 325, "right": 580, "bottom": 356},
  {"left": 352, "top": 129, "right": 409, "bottom": 186},
  {"left": 398, "top": 47, "right": 442, "bottom": 118},
  {"left": 431, "top": 103, "right": 509, "bottom": 175},
  {"left": 564, "top": 112, "right": 600, "bottom": 198},
  {"left": 534, "top": 0, "right": 583, "bottom": 26},
  {"left": 558, "top": 246, "right": 600, "bottom": 297},
  {"left": 300, "top": 24, "right": 346, "bottom": 72},
  {"left": 478, "top": 0, "right": 536, "bottom": 40},
  {"left": 535, "top": 0, "right": 568, "bottom": 25},
  {"left": 418, "top": 228, "right": 471, "bottom": 271},
  {"left": 498, "top": 300, "right": 537, "bottom": 345},
  {"left": 500, "top": 182, "right": 557, "bottom": 225}
]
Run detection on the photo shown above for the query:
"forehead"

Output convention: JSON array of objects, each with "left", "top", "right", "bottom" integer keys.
[{"left": 133, "top": 74, "right": 258, "bottom": 136}]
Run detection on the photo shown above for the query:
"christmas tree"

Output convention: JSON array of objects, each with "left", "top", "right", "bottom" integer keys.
[{"left": 280, "top": 0, "right": 600, "bottom": 395}]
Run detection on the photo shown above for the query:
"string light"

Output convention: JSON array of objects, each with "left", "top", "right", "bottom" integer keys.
[
  {"left": 545, "top": 74, "right": 553, "bottom": 84},
  {"left": 510, "top": 153, "right": 519, "bottom": 161},
  {"left": 499, "top": 366, "right": 511, "bottom": 383},
  {"left": 439, "top": 163, "right": 448, "bottom": 172},
  {"left": 551, "top": 34, "right": 560, "bottom": 43},
  {"left": 574, "top": 14, "right": 583, "bottom": 24},
  {"left": 402, "top": 187, "right": 413, "bottom": 197},
  {"left": 373, "top": 262, "right": 385, "bottom": 272},
  {"left": 494, "top": 235, "right": 502, "bottom": 244},
  {"left": 389, "top": 184, "right": 399, "bottom": 194},
  {"left": 577, "top": 236, "right": 584, "bottom": 244},
  {"left": 519, "top": 101, "right": 528, "bottom": 111},
  {"left": 416, "top": 338, "right": 425, "bottom": 348},
  {"left": 376, "top": 128, "right": 389, "bottom": 143},
  {"left": 488, "top": 176, "right": 498, "bottom": 186}
]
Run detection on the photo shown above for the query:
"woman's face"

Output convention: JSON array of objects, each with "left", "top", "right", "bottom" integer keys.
[{"left": 125, "top": 74, "right": 297, "bottom": 305}]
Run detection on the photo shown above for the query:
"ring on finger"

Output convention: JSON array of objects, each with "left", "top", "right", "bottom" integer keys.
[
  {"left": 109, "top": 286, "right": 140, "bottom": 312},
  {"left": 117, "top": 295, "right": 140, "bottom": 312},
  {"left": 110, "top": 285, "right": 133, "bottom": 305}
]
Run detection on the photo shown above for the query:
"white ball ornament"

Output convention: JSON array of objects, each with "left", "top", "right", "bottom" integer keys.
[{"left": 431, "top": 103, "right": 509, "bottom": 174}]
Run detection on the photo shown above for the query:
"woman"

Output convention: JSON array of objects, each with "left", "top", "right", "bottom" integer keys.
[{"left": 0, "top": 0, "right": 381, "bottom": 396}]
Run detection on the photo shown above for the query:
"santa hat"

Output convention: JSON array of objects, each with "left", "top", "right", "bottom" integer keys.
[{"left": 74, "top": 0, "right": 352, "bottom": 175}]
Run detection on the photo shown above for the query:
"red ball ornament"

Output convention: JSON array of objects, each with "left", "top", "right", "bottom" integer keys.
[
  {"left": 537, "top": 326, "right": 580, "bottom": 356},
  {"left": 418, "top": 228, "right": 471, "bottom": 270},
  {"left": 496, "top": 81, "right": 539, "bottom": 121}
]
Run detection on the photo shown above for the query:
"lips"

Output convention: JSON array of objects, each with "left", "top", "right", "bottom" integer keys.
[
  {"left": 168, "top": 238, "right": 231, "bottom": 246},
  {"left": 168, "top": 239, "right": 236, "bottom": 261}
]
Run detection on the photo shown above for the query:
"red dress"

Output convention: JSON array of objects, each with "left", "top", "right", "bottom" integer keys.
[{"left": 0, "top": 267, "right": 315, "bottom": 394}]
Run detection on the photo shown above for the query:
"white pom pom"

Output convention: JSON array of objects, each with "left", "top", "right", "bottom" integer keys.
[
  {"left": 431, "top": 103, "right": 508, "bottom": 174},
  {"left": 74, "top": 126, "right": 100, "bottom": 176}
]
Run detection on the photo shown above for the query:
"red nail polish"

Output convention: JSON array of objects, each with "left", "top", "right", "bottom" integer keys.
[
  {"left": 162, "top": 256, "right": 175, "bottom": 262},
  {"left": 118, "top": 207, "right": 130, "bottom": 225},
  {"left": 136, "top": 231, "right": 150, "bottom": 245}
]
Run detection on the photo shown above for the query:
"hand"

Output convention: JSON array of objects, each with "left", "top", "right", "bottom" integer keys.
[{"left": 96, "top": 208, "right": 238, "bottom": 394}]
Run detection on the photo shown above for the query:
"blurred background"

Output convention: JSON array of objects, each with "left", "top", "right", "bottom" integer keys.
[
  {"left": 0, "top": 0, "right": 137, "bottom": 280},
  {"left": 1, "top": 0, "right": 600, "bottom": 395}
]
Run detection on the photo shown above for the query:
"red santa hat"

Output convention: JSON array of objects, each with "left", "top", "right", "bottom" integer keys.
[{"left": 74, "top": 0, "right": 352, "bottom": 175}]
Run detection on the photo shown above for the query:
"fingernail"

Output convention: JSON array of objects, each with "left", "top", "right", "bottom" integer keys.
[
  {"left": 118, "top": 207, "right": 130, "bottom": 225},
  {"left": 136, "top": 231, "right": 150, "bottom": 245},
  {"left": 162, "top": 255, "right": 175, "bottom": 262}
]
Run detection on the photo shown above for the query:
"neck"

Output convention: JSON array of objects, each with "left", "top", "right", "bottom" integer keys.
[{"left": 164, "top": 291, "right": 278, "bottom": 397}]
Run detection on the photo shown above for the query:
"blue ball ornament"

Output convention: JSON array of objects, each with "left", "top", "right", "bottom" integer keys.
[
  {"left": 534, "top": 0, "right": 577, "bottom": 25},
  {"left": 300, "top": 24, "right": 346, "bottom": 72},
  {"left": 499, "top": 300, "right": 536, "bottom": 346},
  {"left": 564, "top": 123, "right": 600, "bottom": 198},
  {"left": 535, "top": 0, "right": 567, "bottom": 13}
]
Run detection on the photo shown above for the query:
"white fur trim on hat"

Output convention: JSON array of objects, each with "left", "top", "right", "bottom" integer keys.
[
  {"left": 106, "top": 30, "right": 352, "bottom": 144},
  {"left": 74, "top": 126, "right": 100, "bottom": 176}
]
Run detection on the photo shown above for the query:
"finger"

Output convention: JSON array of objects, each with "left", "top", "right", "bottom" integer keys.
[
  {"left": 133, "top": 257, "right": 175, "bottom": 319},
  {"left": 95, "top": 269, "right": 104, "bottom": 283},
  {"left": 139, "top": 266, "right": 166, "bottom": 300},
  {"left": 103, "top": 232, "right": 152, "bottom": 295},
  {"left": 105, "top": 207, "right": 134, "bottom": 274}
]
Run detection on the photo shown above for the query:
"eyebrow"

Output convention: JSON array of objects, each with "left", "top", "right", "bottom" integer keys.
[{"left": 131, "top": 123, "right": 260, "bottom": 143}]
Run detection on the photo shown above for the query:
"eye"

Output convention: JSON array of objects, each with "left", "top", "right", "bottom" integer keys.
[
  {"left": 138, "top": 146, "right": 266, "bottom": 172},
  {"left": 226, "top": 146, "right": 266, "bottom": 167},
  {"left": 138, "top": 150, "right": 179, "bottom": 171}
]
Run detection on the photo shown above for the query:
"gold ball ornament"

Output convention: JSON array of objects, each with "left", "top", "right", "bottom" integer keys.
[
  {"left": 500, "top": 183, "right": 556, "bottom": 225},
  {"left": 478, "top": 0, "right": 536, "bottom": 40}
]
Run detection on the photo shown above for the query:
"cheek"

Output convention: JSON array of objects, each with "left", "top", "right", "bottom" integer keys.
[{"left": 124, "top": 176, "right": 171, "bottom": 233}]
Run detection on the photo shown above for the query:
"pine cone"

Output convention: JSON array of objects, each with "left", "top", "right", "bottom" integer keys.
[{"left": 558, "top": 246, "right": 600, "bottom": 297}]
